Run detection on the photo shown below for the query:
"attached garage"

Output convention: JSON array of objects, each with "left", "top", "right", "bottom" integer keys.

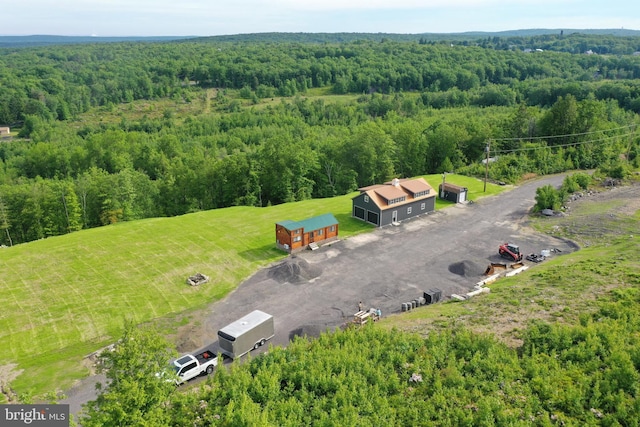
[{"left": 366, "top": 211, "right": 379, "bottom": 226}]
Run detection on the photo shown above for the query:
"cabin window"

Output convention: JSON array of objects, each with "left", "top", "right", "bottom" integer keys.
[
  {"left": 330, "top": 225, "right": 335, "bottom": 232},
  {"left": 317, "top": 229, "right": 323, "bottom": 236},
  {"left": 364, "top": 195, "right": 369, "bottom": 203},
  {"left": 407, "top": 207, "right": 412, "bottom": 214},
  {"left": 293, "top": 236, "right": 301, "bottom": 242},
  {"left": 421, "top": 203, "right": 426, "bottom": 210}
]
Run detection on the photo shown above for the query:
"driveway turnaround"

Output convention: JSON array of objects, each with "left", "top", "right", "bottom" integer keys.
[{"left": 63, "top": 174, "right": 577, "bottom": 416}]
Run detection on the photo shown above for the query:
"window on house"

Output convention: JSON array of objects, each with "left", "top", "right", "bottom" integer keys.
[
  {"left": 330, "top": 225, "right": 335, "bottom": 232},
  {"left": 388, "top": 196, "right": 406, "bottom": 205},
  {"left": 364, "top": 195, "right": 369, "bottom": 203},
  {"left": 317, "top": 229, "right": 323, "bottom": 236},
  {"left": 407, "top": 207, "right": 412, "bottom": 214},
  {"left": 421, "top": 203, "right": 426, "bottom": 210},
  {"left": 293, "top": 236, "right": 301, "bottom": 242}
]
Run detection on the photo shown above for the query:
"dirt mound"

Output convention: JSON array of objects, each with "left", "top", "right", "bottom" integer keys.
[
  {"left": 448, "top": 260, "right": 485, "bottom": 278},
  {"left": 268, "top": 257, "right": 322, "bottom": 284}
]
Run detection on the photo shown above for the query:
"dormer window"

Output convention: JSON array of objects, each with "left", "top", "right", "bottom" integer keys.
[{"left": 388, "top": 196, "right": 406, "bottom": 205}]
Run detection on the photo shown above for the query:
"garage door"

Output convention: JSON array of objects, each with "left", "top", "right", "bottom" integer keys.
[
  {"left": 367, "top": 211, "right": 379, "bottom": 226},
  {"left": 354, "top": 206, "right": 365, "bottom": 220}
]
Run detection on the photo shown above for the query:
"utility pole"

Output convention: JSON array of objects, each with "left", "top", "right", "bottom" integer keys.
[{"left": 483, "top": 140, "right": 490, "bottom": 192}]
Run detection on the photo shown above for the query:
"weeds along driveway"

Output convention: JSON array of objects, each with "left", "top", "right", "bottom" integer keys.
[{"left": 199, "top": 174, "right": 578, "bottom": 352}]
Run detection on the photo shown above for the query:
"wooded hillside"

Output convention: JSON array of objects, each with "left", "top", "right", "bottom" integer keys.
[{"left": 0, "top": 36, "right": 639, "bottom": 245}]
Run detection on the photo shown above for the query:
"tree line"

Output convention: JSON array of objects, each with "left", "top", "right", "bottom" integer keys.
[
  {"left": 3, "top": 38, "right": 640, "bottom": 125},
  {"left": 1, "top": 38, "right": 639, "bottom": 246}
]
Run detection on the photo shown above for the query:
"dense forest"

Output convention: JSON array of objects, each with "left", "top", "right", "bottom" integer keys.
[
  {"left": 1, "top": 35, "right": 640, "bottom": 245},
  {"left": 82, "top": 280, "right": 640, "bottom": 426}
]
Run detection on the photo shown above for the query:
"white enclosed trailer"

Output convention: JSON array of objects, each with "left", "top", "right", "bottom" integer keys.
[{"left": 217, "top": 310, "right": 274, "bottom": 359}]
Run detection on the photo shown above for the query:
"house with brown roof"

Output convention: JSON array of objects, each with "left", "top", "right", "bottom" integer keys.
[{"left": 351, "top": 177, "right": 436, "bottom": 227}]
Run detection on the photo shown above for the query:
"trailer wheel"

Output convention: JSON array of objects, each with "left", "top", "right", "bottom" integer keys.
[
  {"left": 260, "top": 339, "right": 266, "bottom": 346},
  {"left": 253, "top": 342, "right": 260, "bottom": 350},
  {"left": 206, "top": 365, "right": 214, "bottom": 375}
]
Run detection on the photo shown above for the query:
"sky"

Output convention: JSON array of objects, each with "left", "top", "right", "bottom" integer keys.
[{"left": 3, "top": 0, "right": 640, "bottom": 37}]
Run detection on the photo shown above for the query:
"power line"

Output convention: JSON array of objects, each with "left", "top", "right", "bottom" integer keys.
[
  {"left": 491, "top": 131, "right": 637, "bottom": 155},
  {"left": 491, "top": 124, "right": 637, "bottom": 143}
]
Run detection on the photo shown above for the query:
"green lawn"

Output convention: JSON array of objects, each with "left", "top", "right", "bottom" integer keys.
[{"left": 0, "top": 174, "right": 500, "bottom": 398}]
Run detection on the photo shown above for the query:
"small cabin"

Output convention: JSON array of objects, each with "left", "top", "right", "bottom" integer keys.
[
  {"left": 439, "top": 182, "right": 468, "bottom": 203},
  {"left": 0, "top": 127, "right": 10, "bottom": 137},
  {"left": 276, "top": 213, "right": 339, "bottom": 253}
]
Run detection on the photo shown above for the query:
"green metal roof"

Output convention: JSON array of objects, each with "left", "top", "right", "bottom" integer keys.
[{"left": 276, "top": 213, "right": 338, "bottom": 232}]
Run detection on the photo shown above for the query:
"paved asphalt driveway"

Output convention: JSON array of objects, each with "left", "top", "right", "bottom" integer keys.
[
  {"left": 63, "top": 174, "right": 578, "bottom": 417},
  {"left": 202, "top": 174, "right": 577, "bottom": 352}
]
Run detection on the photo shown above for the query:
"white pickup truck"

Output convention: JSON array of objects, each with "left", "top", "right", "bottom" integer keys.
[{"left": 171, "top": 349, "right": 218, "bottom": 385}]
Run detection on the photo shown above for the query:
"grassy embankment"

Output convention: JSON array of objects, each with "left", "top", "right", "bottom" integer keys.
[{"left": 0, "top": 174, "right": 497, "bottom": 400}]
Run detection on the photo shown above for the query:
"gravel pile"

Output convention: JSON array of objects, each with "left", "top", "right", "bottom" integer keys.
[
  {"left": 268, "top": 257, "right": 322, "bottom": 284},
  {"left": 448, "top": 260, "right": 485, "bottom": 279}
]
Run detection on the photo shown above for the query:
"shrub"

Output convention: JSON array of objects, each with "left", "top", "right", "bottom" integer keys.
[{"left": 534, "top": 184, "right": 561, "bottom": 211}]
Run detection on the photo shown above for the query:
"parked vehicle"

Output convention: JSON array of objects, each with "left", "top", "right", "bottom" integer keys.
[
  {"left": 171, "top": 349, "right": 218, "bottom": 385},
  {"left": 499, "top": 242, "right": 523, "bottom": 262},
  {"left": 217, "top": 310, "right": 274, "bottom": 359}
]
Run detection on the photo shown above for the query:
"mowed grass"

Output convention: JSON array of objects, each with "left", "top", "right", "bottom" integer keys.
[{"left": 1, "top": 174, "right": 499, "bottom": 397}]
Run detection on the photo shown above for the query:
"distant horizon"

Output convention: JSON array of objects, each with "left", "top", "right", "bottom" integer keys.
[
  {"left": 1, "top": 27, "right": 640, "bottom": 39},
  {"left": 4, "top": 1, "right": 640, "bottom": 38}
]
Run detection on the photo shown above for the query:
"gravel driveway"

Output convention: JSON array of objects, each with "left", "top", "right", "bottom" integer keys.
[{"left": 63, "top": 174, "right": 578, "bottom": 417}]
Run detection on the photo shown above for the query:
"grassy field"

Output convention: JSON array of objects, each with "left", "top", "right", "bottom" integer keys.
[
  {"left": 382, "top": 182, "right": 640, "bottom": 349},
  {"left": 0, "top": 174, "right": 498, "bottom": 399}
]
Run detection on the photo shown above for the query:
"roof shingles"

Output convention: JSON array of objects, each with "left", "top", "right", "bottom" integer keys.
[{"left": 358, "top": 177, "right": 434, "bottom": 210}]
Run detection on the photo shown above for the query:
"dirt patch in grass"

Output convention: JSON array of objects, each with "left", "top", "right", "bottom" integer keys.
[
  {"left": 543, "top": 181, "right": 640, "bottom": 246},
  {"left": 0, "top": 363, "right": 23, "bottom": 403}
]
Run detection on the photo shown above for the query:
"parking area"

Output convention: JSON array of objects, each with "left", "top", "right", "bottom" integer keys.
[{"left": 197, "top": 174, "right": 577, "bottom": 352}]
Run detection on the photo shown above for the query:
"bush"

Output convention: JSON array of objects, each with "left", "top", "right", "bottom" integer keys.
[
  {"left": 534, "top": 184, "right": 562, "bottom": 211},
  {"left": 573, "top": 172, "right": 591, "bottom": 189}
]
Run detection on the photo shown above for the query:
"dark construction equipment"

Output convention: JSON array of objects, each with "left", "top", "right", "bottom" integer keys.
[
  {"left": 424, "top": 289, "right": 442, "bottom": 305},
  {"left": 498, "top": 243, "right": 523, "bottom": 262}
]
